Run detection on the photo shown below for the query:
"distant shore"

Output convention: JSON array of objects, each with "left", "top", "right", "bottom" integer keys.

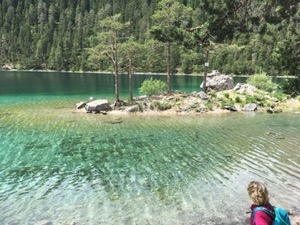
[{"left": 1, "top": 67, "right": 298, "bottom": 78}]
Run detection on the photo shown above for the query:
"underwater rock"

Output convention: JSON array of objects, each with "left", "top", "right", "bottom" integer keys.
[{"left": 34, "top": 220, "right": 53, "bottom": 225}]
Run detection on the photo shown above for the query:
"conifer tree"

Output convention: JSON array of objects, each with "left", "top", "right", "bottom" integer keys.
[
  {"left": 151, "top": 0, "right": 192, "bottom": 93},
  {"left": 88, "top": 13, "right": 130, "bottom": 103}
]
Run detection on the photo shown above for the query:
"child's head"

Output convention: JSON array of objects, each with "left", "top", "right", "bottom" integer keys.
[{"left": 247, "top": 181, "right": 270, "bottom": 205}]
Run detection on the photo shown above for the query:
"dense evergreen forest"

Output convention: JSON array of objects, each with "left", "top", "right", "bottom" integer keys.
[{"left": 0, "top": 0, "right": 299, "bottom": 78}]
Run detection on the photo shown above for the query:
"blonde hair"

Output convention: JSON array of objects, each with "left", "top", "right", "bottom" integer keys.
[{"left": 247, "top": 181, "right": 270, "bottom": 205}]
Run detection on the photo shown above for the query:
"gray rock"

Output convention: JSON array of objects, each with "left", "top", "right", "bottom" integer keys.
[
  {"left": 126, "top": 105, "right": 139, "bottom": 113},
  {"left": 243, "top": 103, "right": 258, "bottom": 111},
  {"left": 34, "top": 221, "right": 53, "bottom": 225},
  {"left": 201, "top": 71, "right": 234, "bottom": 92},
  {"left": 76, "top": 101, "right": 86, "bottom": 109},
  {"left": 190, "top": 91, "right": 199, "bottom": 97},
  {"left": 269, "top": 97, "right": 279, "bottom": 102},
  {"left": 207, "top": 70, "right": 221, "bottom": 77},
  {"left": 134, "top": 95, "right": 148, "bottom": 101},
  {"left": 267, "top": 107, "right": 282, "bottom": 114},
  {"left": 236, "top": 84, "right": 252, "bottom": 93},
  {"left": 85, "top": 99, "right": 112, "bottom": 113},
  {"left": 199, "top": 91, "right": 209, "bottom": 100},
  {"left": 224, "top": 105, "right": 238, "bottom": 111},
  {"left": 233, "top": 83, "right": 257, "bottom": 94}
]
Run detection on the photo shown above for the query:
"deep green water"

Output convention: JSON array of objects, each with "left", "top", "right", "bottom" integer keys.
[{"left": 0, "top": 71, "right": 299, "bottom": 225}]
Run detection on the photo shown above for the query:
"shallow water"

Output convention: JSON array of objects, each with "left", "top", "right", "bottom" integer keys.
[{"left": 0, "top": 71, "right": 299, "bottom": 225}]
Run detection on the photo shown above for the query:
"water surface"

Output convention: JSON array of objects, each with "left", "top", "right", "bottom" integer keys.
[{"left": 0, "top": 71, "right": 299, "bottom": 225}]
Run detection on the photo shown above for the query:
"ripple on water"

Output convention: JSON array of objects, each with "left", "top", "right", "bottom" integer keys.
[{"left": 0, "top": 106, "right": 300, "bottom": 224}]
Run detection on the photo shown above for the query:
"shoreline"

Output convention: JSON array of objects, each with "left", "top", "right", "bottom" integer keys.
[
  {"left": 77, "top": 91, "right": 300, "bottom": 117},
  {"left": 1, "top": 68, "right": 298, "bottom": 78}
]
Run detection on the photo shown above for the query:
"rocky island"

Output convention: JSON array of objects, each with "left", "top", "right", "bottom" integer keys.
[{"left": 76, "top": 71, "right": 300, "bottom": 116}]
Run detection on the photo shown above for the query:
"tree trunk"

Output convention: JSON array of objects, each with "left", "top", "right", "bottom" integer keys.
[
  {"left": 114, "top": 30, "right": 119, "bottom": 102},
  {"left": 203, "top": 47, "right": 209, "bottom": 93},
  {"left": 166, "top": 42, "right": 171, "bottom": 94},
  {"left": 128, "top": 59, "right": 133, "bottom": 101}
]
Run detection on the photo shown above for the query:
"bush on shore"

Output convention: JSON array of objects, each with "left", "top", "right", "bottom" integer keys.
[
  {"left": 139, "top": 78, "right": 167, "bottom": 96},
  {"left": 246, "top": 73, "right": 277, "bottom": 92}
]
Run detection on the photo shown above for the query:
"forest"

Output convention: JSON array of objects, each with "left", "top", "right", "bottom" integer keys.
[{"left": 0, "top": 0, "right": 299, "bottom": 79}]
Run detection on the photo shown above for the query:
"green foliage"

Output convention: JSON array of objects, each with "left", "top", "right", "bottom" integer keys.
[
  {"left": 272, "top": 92, "right": 286, "bottom": 102},
  {"left": 235, "top": 96, "right": 242, "bottom": 103},
  {"left": 224, "top": 93, "right": 230, "bottom": 98},
  {"left": 246, "top": 95, "right": 256, "bottom": 104},
  {"left": 281, "top": 78, "right": 300, "bottom": 97},
  {"left": 152, "top": 101, "right": 172, "bottom": 111},
  {"left": 209, "top": 93, "right": 217, "bottom": 98},
  {"left": 206, "top": 102, "right": 214, "bottom": 111},
  {"left": 0, "top": 0, "right": 298, "bottom": 78},
  {"left": 137, "top": 104, "right": 144, "bottom": 112},
  {"left": 247, "top": 73, "right": 277, "bottom": 92},
  {"left": 139, "top": 78, "right": 167, "bottom": 96},
  {"left": 151, "top": 0, "right": 192, "bottom": 43},
  {"left": 254, "top": 95, "right": 264, "bottom": 101},
  {"left": 297, "top": 96, "right": 300, "bottom": 101}
]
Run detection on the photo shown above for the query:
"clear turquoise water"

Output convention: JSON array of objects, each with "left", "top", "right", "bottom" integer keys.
[{"left": 0, "top": 71, "right": 299, "bottom": 225}]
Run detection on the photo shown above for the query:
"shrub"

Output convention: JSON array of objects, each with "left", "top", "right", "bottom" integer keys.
[
  {"left": 235, "top": 96, "right": 242, "bottom": 103},
  {"left": 139, "top": 77, "right": 167, "bottom": 96},
  {"left": 246, "top": 95, "right": 256, "bottom": 104},
  {"left": 272, "top": 92, "right": 286, "bottom": 102},
  {"left": 206, "top": 102, "right": 214, "bottom": 111},
  {"left": 137, "top": 104, "right": 143, "bottom": 112},
  {"left": 258, "top": 101, "right": 266, "bottom": 107},
  {"left": 224, "top": 93, "right": 230, "bottom": 98},
  {"left": 267, "top": 102, "right": 276, "bottom": 108},
  {"left": 254, "top": 95, "right": 264, "bottom": 101},
  {"left": 246, "top": 73, "right": 277, "bottom": 92},
  {"left": 152, "top": 101, "right": 171, "bottom": 111},
  {"left": 281, "top": 77, "right": 300, "bottom": 97},
  {"left": 209, "top": 93, "right": 217, "bottom": 98}
]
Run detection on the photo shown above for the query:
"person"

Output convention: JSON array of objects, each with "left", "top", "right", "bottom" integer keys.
[{"left": 247, "top": 181, "right": 273, "bottom": 225}]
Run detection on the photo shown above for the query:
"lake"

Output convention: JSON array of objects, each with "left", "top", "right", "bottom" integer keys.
[{"left": 0, "top": 71, "right": 299, "bottom": 225}]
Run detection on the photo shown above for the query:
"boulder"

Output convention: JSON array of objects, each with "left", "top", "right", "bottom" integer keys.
[
  {"left": 1, "top": 64, "right": 13, "bottom": 70},
  {"left": 85, "top": 99, "right": 112, "bottom": 113},
  {"left": 201, "top": 70, "right": 234, "bottom": 92},
  {"left": 243, "top": 103, "right": 258, "bottom": 111},
  {"left": 199, "top": 91, "right": 209, "bottom": 100},
  {"left": 134, "top": 95, "right": 148, "bottom": 101},
  {"left": 125, "top": 105, "right": 139, "bottom": 113},
  {"left": 224, "top": 105, "right": 238, "bottom": 111},
  {"left": 114, "top": 100, "right": 126, "bottom": 108},
  {"left": 269, "top": 97, "right": 279, "bottom": 102},
  {"left": 75, "top": 101, "right": 86, "bottom": 109},
  {"left": 233, "top": 83, "right": 257, "bottom": 94},
  {"left": 266, "top": 107, "right": 282, "bottom": 114}
]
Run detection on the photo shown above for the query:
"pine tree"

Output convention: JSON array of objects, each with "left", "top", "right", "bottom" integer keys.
[{"left": 88, "top": 13, "right": 130, "bottom": 102}]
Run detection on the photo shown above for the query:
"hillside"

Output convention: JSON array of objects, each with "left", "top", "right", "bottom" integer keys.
[{"left": 0, "top": 0, "right": 299, "bottom": 77}]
